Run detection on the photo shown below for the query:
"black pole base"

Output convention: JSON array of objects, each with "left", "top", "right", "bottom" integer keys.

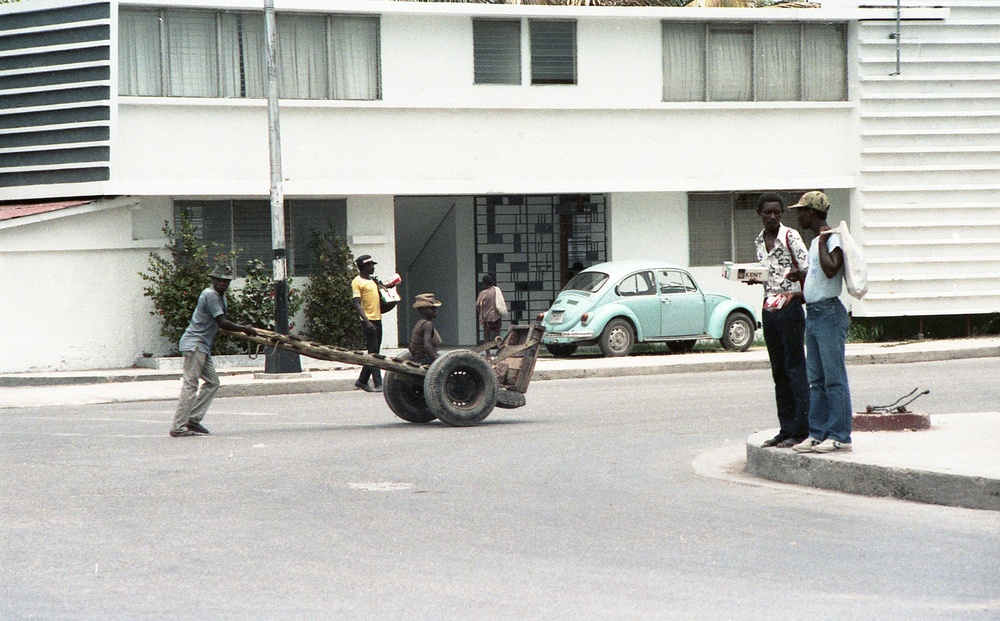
[{"left": 264, "top": 348, "right": 302, "bottom": 374}]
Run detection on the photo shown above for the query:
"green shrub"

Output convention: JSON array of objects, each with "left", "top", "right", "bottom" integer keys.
[
  {"left": 235, "top": 258, "right": 303, "bottom": 331},
  {"left": 140, "top": 211, "right": 241, "bottom": 355},
  {"left": 302, "top": 226, "right": 365, "bottom": 349},
  {"left": 140, "top": 213, "right": 303, "bottom": 355}
]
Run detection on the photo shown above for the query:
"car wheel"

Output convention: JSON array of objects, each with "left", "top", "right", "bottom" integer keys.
[
  {"left": 423, "top": 350, "right": 497, "bottom": 426},
  {"left": 721, "top": 312, "right": 755, "bottom": 352},
  {"left": 545, "top": 343, "right": 578, "bottom": 358},
  {"left": 383, "top": 353, "right": 437, "bottom": 423},
  {"left": 599, "top": 318, "right": 635, "bottom": 357},
  {"left": 667, "top": 339, "right": 697, "bottom": 354}
]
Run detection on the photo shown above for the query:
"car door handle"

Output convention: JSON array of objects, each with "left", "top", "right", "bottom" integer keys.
[{"left": 661, "top": 299, "right": 670, "bottom": 304}]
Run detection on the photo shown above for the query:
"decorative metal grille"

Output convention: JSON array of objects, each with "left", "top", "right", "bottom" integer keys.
[{"left": 474, "top": 194, "right": 606, "bottom": 328}]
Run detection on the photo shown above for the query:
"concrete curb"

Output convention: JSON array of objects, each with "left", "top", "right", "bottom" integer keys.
[{"left": 744, "top": 434, "right": 1000, "bottom": 512}]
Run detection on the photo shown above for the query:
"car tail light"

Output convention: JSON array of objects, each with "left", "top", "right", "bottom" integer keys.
[
  {"left": 581, "top": 313, "right": 590, "bottom": 324},
  {"left": 536, "top": 312, "right": 546, "bottom": 322}
]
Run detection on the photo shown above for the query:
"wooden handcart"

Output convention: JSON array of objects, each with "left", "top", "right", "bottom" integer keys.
[{"left": 226, "top": 324, "right": 545, "bottom": 426}]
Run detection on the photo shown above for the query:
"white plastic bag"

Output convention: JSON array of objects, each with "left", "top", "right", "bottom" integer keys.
[
  {"left": 831, "top": 221, "right": 867, "bottom": 299},
  {"left": 494, "top": 286, "right": 508, "bottom": 318}
]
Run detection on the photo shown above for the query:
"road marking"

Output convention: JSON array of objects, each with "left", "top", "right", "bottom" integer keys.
[{"left": 347, "top": 481, "right": 415, "bottom": 492}]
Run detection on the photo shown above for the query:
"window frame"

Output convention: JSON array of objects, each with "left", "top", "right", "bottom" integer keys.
[
  {"left": 119, "top": 8, "right": 381, "bottom": 100},
  {"left": 472, "top": 17, "right": 577, "bottom": 87},
  {"left": 687, "top": 191, "right": 809, "bottom": 267},
  {"left": 174, "top": 199, "right": 347, "bottom": 277},
  {"left": 662, "top": 21, "right": 847, "bottom": 103}
]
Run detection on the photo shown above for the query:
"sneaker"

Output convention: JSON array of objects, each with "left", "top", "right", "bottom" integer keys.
[
  {"left": 814, "top": 439, "right": 852, "bottom": 453},
  {"left": 372, "top": 384, "right": 383, "bottom": 393},
  {"left": 792, "top": 437, "right": 821, "bottom": 453},
  {"left": 169, "top": 429, "right": 199, "bottom": 438},
  {"left": 355, "top": 381, "right": 375, "bottom": 393},
  {"left": 187, "top": 421, "right": 210, "bottom": 435},
  {"left": 761, "top": 436, "right": 783, "bottom": 448}
]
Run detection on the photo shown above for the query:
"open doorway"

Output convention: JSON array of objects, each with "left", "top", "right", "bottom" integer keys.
[{"left": 474, "top": 194, "right": 607, "bottom": 335}]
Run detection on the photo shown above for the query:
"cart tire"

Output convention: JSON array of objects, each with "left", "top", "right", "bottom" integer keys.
[
  {"left": 495, "top": 389, "right": 526, "bottom": 409},
  {"left": 383, "top": 354, "right": 437, "bottom": 423},
  {"left": 423, "top": 351, "right": 497, "bottom": 426}
]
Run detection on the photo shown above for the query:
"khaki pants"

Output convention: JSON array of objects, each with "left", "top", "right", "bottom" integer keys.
[{"left": 172, "top": 351, "right": 220, "bottom": 433}]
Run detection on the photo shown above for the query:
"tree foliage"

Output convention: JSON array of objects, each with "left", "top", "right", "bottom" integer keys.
[{"left": 302, "top": 226, "right": 365, "bottom": 349}]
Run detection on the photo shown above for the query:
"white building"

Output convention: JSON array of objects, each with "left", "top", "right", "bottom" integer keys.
[{"left": 1, "top": 0, "right": 996, "bottom": 373}]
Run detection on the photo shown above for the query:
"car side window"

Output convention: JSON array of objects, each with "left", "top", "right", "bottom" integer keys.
[
  {"left": 659, "top": 270, "right": 698, "bottom": 294},
  {"left": 617, "top": 271, "right": 656, "bottom": 297}
]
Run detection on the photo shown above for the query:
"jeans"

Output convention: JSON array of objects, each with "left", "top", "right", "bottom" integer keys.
[
  {"left": 804, "top": 297, "right": 852, "bottom": 443},
  {"left": 762, "top": 299, "right": 810, "bottom": 441},
  {"left": 172, "top": 350, "right": 219, "bottom": 433},
  {"left": 358, "top": 320, "right": 383, "bottom": 387}
]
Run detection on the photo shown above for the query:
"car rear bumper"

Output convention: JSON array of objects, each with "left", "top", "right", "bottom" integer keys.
[{"left": 542, "top": 330, "right": 595, "bottom": 343}]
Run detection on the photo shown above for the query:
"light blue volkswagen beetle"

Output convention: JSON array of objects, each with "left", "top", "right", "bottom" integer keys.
[{"left": 539, "top": 260, "right": 759, "bottom": 358}]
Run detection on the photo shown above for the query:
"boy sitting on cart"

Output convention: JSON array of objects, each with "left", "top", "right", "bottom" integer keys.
[{"left": 409, "top": 293, "right": 443, "bottom": 365}]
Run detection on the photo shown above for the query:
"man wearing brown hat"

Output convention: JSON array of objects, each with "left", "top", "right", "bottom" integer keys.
[
  {"left": 409, "top": 293, "right": 443, "bottom": 365},
  {"left": 788, "top": 191, "right": 854, "bottom": 455},
  {"left": 352, "top": 254, "right": 383, "bottom": 392},
  {"left": 170, "top": 264, "right": 257, "bottom": 438}
]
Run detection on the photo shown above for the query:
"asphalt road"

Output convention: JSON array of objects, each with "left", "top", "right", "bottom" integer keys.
[{"left": 2, "top": 358, "right": 999, "bottom": 620}]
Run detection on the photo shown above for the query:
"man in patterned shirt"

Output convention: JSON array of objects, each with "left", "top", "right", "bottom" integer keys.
[{"left": 747, "top": 192, "right": 811, "bottom": 448}]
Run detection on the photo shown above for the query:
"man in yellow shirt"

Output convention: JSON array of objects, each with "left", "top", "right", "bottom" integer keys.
[{"left": 352, "top": 254, "right": 383, "bottom": 392}]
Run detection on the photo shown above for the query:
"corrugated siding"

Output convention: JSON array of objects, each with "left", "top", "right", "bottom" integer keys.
[
  {"left": 856, "top": 1, "right": 1000, "bottom": 316},
  {"left": 0, "top": 1, "right": 112, "bottom": 189}
]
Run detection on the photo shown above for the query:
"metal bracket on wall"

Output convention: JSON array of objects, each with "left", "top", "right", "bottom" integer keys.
[{"left": 889, "top": 0, "right": 902, "bottom": 76}]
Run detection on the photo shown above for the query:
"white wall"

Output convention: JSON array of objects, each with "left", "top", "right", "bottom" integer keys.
[
  {"left": 114, "top": 104, "right": 857, "bottom": 198},
  {"left": 0, "top": 203, "right": 165, "bottom": 373}
]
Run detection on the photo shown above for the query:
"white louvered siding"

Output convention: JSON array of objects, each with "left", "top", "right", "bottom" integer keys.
[{"left": 855, "top": 1, "right": 1000, "bottom": 317}]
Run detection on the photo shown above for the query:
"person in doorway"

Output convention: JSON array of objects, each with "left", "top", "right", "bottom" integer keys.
[
  {"left": 789, "top": 191, "right": 854, "bottom": 454},
  {"left": 476, "top": 275, "right": 504, "bottom": 346},
  {"left": 747, "top": 192, "right": 810, "bottom": 448},
  {"left": 170, "top": 264, "right": 257, "bottom": 438},
  {"left": 566, "top": 261, "right": 585, "bottom": 282},
  {"left": 408, "top": 293, "right": 443, "bottom": 365},
  {"left": 352, "top": 254, "right": 383, "bottom": 393}
]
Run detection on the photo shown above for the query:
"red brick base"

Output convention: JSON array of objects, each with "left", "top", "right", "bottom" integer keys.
[{"left": 853, "top": 411, "right": 931, "bottom": 432}]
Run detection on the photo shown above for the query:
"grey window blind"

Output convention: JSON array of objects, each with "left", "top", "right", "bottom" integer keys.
[
  {"left": 530, "top": 20, "right": 575, "bottom": 85},
  {"left": 473, "top": 19, "right": 521, "bottom": 85}
]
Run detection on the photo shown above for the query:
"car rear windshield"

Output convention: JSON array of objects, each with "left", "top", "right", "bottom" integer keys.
[{"left": 564, "top": 271, "right": 609, "bottom": 293}]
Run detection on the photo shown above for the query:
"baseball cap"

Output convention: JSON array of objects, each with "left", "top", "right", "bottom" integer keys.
[{"left": 789, "top": 191, "right": 830, "bottom": 214}]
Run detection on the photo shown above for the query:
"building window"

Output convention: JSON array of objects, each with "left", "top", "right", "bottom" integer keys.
[
  {"left": 530, "top": 20, "right": 576, "bottom": 85},
  {"left": 120, "top": 9, "right": 380, "bottom": 100},
  {"left": 662, "top": 22, "right": 846, "bottom": 102},
  {"left": 472, "top": 18, "right": 576, "bottom": 86},
  {"left": 175, "top": 199, "right": 347, "bottom": 276},
  {"left": 473, "top": 19, "right": 521, "bottom": 85},
  {"left": 687, "top": 192, "right": 807, "bottom": 267}
]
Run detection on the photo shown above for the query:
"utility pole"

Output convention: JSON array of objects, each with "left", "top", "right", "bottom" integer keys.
[{"left": 263, "top": 0, "right": 300, "bottom": 374}]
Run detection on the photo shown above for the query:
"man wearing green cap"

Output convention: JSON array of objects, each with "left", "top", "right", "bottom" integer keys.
[
  {"left": 788, "top": 191, "right": 853, "bottom": 454},
  {"left": 170, "top": 264, "right": 257, "bottom": 438}
]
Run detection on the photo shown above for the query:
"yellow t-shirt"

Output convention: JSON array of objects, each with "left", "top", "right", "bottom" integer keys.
[{"left": 352, "top": 276, "right": 382, "bottom": 321}]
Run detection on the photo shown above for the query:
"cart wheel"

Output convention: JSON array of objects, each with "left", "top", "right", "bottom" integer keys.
[
  {"left": 423, "top": 351, "right": 497, "bottom": 426},
  {"left": 495, "top": 389, "right": 526, "bottom": 409},
  {"left": 383, "top": 353, "right": 436, "bottom": 423}
]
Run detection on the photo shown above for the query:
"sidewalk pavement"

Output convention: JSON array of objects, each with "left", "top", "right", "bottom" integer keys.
[{"left": 2, "top": 337, "right": 998, "bottom": 511}]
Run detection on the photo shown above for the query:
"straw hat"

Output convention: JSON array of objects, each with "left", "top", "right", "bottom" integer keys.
[{"left": 413, "top": 293, "right": 442, "bottom": 309}]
